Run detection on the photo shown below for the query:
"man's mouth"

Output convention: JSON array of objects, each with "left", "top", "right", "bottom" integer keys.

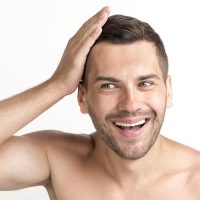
[
  {"left": 112, "top": 118, "right": 150, "bottom": 136},
  {"left": 114, "top": 119, "right": 146, "bottom": 130}
]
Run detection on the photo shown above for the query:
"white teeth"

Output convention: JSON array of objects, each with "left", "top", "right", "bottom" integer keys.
[{"left": 115, "top": 119, "right": 145, "bottom": 127}]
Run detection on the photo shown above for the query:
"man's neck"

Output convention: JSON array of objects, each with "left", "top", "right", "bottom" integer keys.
[{"left": 92, "top": 134, "right": 167, "bottom": 189}]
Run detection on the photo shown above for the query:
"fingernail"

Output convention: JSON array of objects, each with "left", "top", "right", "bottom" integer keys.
[{"left": 105, "top": 6, "right": 111, "bottom": 14}]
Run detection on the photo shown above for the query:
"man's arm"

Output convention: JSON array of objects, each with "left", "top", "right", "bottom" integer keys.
[{"left": 0, "top": 6, "right": 110, "bottom": 190}]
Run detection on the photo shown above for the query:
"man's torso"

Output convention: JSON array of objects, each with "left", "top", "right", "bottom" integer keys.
[{"left": 40, "top": 132, "right": 200, "bottom": 200}]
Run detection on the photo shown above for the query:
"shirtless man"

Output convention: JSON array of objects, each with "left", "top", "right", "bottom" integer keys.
[{"left": 0, "top": 6, "right": 200, "bottom": 200}]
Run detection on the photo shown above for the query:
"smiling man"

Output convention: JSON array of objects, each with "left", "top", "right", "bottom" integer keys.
[
  {"left": 0, "top": 6, "right": 200, "bottom": 200},
  {"left": 80, "top": 40, "right": 170, "bottom": 162}
]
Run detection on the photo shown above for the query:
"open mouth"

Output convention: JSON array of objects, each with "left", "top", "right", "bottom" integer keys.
[{"left": 113, "top": 118, "right": 149, "bottom": 131}]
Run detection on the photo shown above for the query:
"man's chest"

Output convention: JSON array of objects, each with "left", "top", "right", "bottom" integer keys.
[
  {"left": 48, "top": 174, "right": 199, "bottom": 200},
  {"left": 48, "top": 186, "right": 199, "bottom": 200},
  {"left": 47, "top": 148, "right": 200, "bottom": 200}
]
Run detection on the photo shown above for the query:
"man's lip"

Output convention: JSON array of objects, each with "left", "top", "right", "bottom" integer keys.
[
  {"left": 111, "top": 117, "right": 150, "bottom": 138},
  {"left": 111, "top": 117, "right": 150, "bottom": 124}
]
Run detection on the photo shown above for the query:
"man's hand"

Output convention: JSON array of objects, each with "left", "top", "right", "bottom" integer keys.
[{"left": 51, "top": 6, "right": 110, "bottom": 95}]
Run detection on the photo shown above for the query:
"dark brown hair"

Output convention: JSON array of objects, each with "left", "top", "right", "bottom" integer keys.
[{"left": 82, "top": 14, "right": 168, "bottom": 85}]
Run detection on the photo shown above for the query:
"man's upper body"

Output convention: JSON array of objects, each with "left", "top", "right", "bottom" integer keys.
[{"left": 0, "top": 6, "right": 200, "bottom": 200}]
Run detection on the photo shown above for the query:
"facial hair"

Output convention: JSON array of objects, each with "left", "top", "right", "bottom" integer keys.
[{"left": 87, "top": 103, "right": 165, "bottom": 160}]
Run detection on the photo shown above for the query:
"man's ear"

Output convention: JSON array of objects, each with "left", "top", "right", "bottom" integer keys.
[
  {"left": 166, "top": 75, "right": 172, "bottom": 108},
  {"left": 77, "top": 83, "right": 88, "bottom": 114}
]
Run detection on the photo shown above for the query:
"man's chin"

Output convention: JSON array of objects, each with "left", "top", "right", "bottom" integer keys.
[
  {"left": 111, "top": 144, "right": 151, "bottom": 160},
  {"left": 100, "top": 136, "right": 148, "bottom": 160}
]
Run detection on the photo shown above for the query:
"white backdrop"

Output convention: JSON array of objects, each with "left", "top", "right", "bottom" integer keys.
[{"left": 0, "top": 0, "right": 200, "bottom": 199}]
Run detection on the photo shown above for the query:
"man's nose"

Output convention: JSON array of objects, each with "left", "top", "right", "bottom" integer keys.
[{"left": 117, "top": 88, "right": 142, "bottom": 113}]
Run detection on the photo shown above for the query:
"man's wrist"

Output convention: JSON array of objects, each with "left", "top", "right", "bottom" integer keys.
[{"left": 45, "top": 77, "right": 70, "bottom": 99}]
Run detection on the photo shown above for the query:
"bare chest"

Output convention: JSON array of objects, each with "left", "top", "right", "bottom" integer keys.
[
  {"left": 46, "top": 171, "right": 199, "bottom": 200},
  {"left": 46, "top": 185, "right": 199, "bottom": 200}
]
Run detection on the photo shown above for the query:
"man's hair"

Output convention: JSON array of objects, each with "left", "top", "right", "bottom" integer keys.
[{"left": 82, "top": 14, "right": 168, "bottom": 85}]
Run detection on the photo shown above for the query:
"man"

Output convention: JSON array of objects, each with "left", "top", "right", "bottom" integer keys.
[{"left": 0, "top": 6, "right": 200, "bottom": 199}]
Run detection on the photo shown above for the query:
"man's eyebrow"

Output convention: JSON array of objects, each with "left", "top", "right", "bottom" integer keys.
[
  {"left": 137, "top": 74, "right": 161, "bottom": 81},
  {"left": 94, "top": 74, "right": 161, "bottom": 83},
  {"left": 95, "top": 76, "right": 120, "bottom": 83}
]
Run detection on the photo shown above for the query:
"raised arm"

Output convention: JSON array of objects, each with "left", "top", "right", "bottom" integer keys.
[{"left": 0, "top": 6, "right": 110, "bottom": 190}]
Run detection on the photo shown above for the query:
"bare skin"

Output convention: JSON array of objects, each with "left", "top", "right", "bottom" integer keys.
[{"left": 0, "top": 6, "right": 200, "bottom": 200}]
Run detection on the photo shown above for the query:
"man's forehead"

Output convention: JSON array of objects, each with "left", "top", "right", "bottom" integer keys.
[{"left": 87, "top": 41, "right": 160, "bottom": 74}]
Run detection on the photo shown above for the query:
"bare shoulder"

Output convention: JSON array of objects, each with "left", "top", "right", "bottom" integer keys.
[
  {"left": 184, "top": 147, "right": 200, "bottom": 193},
  {"left": 166, "top": 136, "right": 200, "bottom": 167},
  {"left": 27, "top": 130, "right": 95, "bottom": 157},
  {"left": 164, "top": 137, "right": 200, "bottom": 191},
  {"left": 182, "top": 144, "right": 200, "bottom": 191}
]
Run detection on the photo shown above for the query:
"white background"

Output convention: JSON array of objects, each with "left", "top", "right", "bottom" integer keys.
[{"left": 0, "top": 0, "right": 200, "bottom": 199}]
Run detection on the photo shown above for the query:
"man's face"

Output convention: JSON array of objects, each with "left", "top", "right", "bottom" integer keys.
[{"left": 78, "top": 41, "right": 172, "bottom": 160}]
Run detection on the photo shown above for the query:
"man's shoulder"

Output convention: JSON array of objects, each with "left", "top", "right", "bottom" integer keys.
[
  {"left": 165, "top": 137, "right": 200, "bottom": 188},
  {"left": 157, "top": 137, "right": 200, "bottom": 195},
  {"left": 185, "top": 149, "right": 200, "bottom": 194},
  {"left": 166, "top": 137, "right": 200, "bottom": 167},
  {"left": 183, "top": 145, "right": 200, "bottom": 190},
  {"left": 29, "top": 130, "right": 95, "bottom": 156}
]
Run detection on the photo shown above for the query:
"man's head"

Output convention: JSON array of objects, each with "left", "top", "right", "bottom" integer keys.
[
  {"left": 82, "top": 14, "right": 168, "bottom": 86},
  {"left": 78, "top": 14, "right": 172, "bottom": 160}
]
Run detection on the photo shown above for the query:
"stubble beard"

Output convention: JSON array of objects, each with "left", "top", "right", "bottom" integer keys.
[{"left": 87, "top": 103, "right": 165, "bottom": 160}]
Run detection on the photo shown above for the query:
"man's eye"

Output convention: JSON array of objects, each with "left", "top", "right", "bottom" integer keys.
[
  {"left": 100, "top": 83, "right": 117, "bottom": 89},
  {"left": 138, "top": 81, "right": 153, "bottom": 88}
]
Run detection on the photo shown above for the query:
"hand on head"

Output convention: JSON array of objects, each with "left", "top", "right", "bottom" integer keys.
[{"left": 51, "top": 6, "right": 111, "bottom": 95}]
